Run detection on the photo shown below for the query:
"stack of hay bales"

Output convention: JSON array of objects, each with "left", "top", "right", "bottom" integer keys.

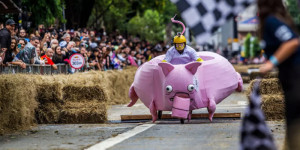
[
  {"left": 0, "top": 75, "right": 38, "bottom": 134},
  {"left": 102, "top": 67, "right": 136, "bottom": 105},
  {"left": 60, "top": 100, "right": 107, "bottom": 123},
  {"left": 0, "top": 67, "right": 138, "bottom": 133},
  {"left": 61, "top": 84, "right": 108, "bottom": 123},
  {"left": 34, "top": 75, "right": 63, "bottom": 124},
  {"left": 248, "top": 78, "right": 285, "bottom": 120}
]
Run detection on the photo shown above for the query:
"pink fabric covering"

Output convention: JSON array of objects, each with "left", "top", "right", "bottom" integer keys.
[
  {"left": 128, "top": 52, "right": 243, "bottom": 122},
  {"left": 172, "top": 96, "right": 190, "bottom": 119}
]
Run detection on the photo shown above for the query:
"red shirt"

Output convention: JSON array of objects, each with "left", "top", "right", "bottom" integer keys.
[{"left": 41, "top": 55, "right": 55, "bottom": 65}]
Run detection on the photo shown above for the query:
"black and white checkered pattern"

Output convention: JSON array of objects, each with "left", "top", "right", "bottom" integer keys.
[
  {"left": 171, "top": 0, "right": 255, "bottom": 44},
  {"left": 240, "top": 81, "right": 276, "bottom": 150}
]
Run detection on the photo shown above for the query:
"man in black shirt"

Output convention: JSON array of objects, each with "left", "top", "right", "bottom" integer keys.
[{"left": 0, "top": 19, "right": 16, "bottom": 64}]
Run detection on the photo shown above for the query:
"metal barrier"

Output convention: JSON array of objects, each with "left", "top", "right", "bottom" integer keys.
[{"left": 0, "top": 64, "right": 69, "bottom": 75}]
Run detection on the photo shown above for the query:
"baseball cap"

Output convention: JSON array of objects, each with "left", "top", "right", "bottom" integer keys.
[{"left": 5, "top": 19, "right": 16, "bottom": 25}]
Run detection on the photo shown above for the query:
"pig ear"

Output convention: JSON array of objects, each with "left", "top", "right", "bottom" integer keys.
[
  {"left": 185, "top": 62, "right": 201, "bottom": 75},
  {"left": 158, "top": 62, "right": 175, "bottom": 76}
]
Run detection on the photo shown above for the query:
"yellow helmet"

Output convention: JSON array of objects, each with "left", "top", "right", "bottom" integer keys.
[
  {"left": 173, "top": 35, "right": 186, "bottom": 44},
  {"left": 173, "top": 35, "right": 186, "bottom": 51}
]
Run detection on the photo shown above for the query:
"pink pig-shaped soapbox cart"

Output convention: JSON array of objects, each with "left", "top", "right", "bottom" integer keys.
[{"left": 128, "top": 51, "right": 243, "bottom": 124}]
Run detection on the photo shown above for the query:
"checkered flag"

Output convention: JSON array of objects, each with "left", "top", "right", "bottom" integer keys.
[
  {"left": 240, "top": 80, "right": 276, "bottom": 150},
  {"left": 170, "top": 0, "right": 255, "bottom": 44}
]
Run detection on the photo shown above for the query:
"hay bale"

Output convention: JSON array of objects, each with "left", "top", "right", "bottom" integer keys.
[
  {"left": 56, "top": 68, "right": 136, "bottom": 105},
  {"left": 36, "top": 82, "right": 63, "bottom": 104},
  {"left": 62, "top": 71, "right": 104, "bottom": 85},
  {"left": 63, "top": 85, "right": 107, "bottom": 102},
  {"left": 35, "top": 102, "right": 62, "bottom": 124},
  {"left": 249, "top": 71, "right": 278, "bottom": 81},
  {"left": 233, "top": 64, "right": 261, "bottom": 74},
  {"left": 259, "top": 78, "right": 283, "bottom": 95},
  {"left": 0, "top": 74, "right": 38, "bottom": 134},
  {"left": 242, "top": 76, "right": 250, "bottom": 83},
  {"left": 59, "top": 100, "right": 107, "bottom": 123},
  {"left": 102, "top": 68, "right": 136, "bottom": 105},
  {"left": 261, "top": 94, "right": 285, "bottom": 120},
  {"left": 247, "top": 78, "right": 283, "bottom": 96}
]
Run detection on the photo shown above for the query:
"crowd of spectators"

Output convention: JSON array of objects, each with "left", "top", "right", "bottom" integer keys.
[{"left": 0, "top": 20, "right": 169, "bottom": 73}]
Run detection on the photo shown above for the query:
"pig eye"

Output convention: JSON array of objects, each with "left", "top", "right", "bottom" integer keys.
[
  {"left": 166, "top": 85, "right": 173, "bottom": 93},
  {"left": 187, "top": 84, "right": 195, "bottom": 92}
]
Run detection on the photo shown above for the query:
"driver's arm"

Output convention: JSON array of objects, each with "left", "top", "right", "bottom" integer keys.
[
  {"left": 189, "top": 48, "right": 203, "bottom": 62},
  {"left": 162, "top": 47, "right": 173, "bottom": 62}
]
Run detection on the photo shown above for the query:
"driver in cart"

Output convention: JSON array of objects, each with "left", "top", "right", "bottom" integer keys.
[{"left": 162, "top": 16, "right": 203, "bottom": 64}]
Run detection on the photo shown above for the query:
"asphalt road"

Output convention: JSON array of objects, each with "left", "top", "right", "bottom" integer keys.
[
  {"left": 0, "top": 83, "right": 286, "bottom": 150},
  {"left": 108, "top": 120, "right": 284, "bottom": 150},
  {"left": 0, "top": 124, "right": 137, "bottom": 150}
]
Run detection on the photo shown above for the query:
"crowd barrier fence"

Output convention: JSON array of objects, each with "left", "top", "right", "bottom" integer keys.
[{"left": 0, "top": 64, "right": 70, "bottom": 74}]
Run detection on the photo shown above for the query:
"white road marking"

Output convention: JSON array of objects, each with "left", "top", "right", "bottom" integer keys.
[
  {"left": 237, "top": 101, "right": 248, "bottom": 105},
  {"left": 86, "top": 124, "right": 155, "bottom": 150}
]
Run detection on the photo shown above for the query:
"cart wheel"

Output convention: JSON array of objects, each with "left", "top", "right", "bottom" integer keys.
[
  {"left": 180, "top": 119, "right": 185, "bottom": 124},
  {"left": 158, "top": 111, "right": 162, "bottom": 119}
]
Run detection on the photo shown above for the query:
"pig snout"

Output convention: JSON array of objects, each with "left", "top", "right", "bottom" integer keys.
[{"left": 171, "top": 93, "right": 191, "bottom": 119}]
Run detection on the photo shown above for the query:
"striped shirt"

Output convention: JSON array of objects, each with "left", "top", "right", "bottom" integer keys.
[{"left": 163, "top": 45, "right": 199, "bottom": 65}]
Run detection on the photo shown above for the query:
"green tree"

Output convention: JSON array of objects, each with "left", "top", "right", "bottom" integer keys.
[
  {"left": 286, "top": 0, "right": 300, "bottom": 26},
  {"left": 21, "top": 0, "right": 65, "bottom": 26},
  {"left": 128, "top": 9, "right": 165, "bottom": 43},
  {"left": 87, "top": 0, "right": 131, "bottom": 32},
  {"left": 87, "top": 0, "right": 178, "bottom": 43}
]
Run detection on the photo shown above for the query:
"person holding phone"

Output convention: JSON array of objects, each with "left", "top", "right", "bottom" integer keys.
[{"left": 18, "top": 38, "right": 26, "bottom": 51}]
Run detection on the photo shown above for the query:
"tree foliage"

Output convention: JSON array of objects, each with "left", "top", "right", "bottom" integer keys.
[
  {"left": 128, "top": 10, "right": 165, "bottom": 43},
  {"left": 286, "top": 0, "right": 300, "bottom": 26},
  {"left": 87, "top": 0, "right": 179, "bottom": 43},
  {"left": 21, "top": 0, "right": 64, "bottom": 26}
]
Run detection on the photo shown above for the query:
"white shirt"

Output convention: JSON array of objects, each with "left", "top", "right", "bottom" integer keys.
[{"left": 163, "top": 45, "right": 199, "bottom": 65}]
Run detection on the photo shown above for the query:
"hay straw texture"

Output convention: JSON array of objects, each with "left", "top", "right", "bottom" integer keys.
[
  {"left": 59, "top": 100, "right": 107, "bottom": 123},
  {"left": 0, "top": 75, "right": 38, "bottom": 134},
  {"left": 233, "top": 64, "right": 261, "bottom": 74},
  {"left": 247, "top": 78, "right": 285, "bottom": 121},
  {"left": 247, "top": 78, "right": 283, "bottom": 96},
  {"left": 249, "top": 71, "right": 278, "bottom": 81},
  {"left": 261, "top": 94, "right": 285, "bottom": 121},
  {"left": 63, "top": 85, "right": 107, "bottom": 102},
  {"left": 35, "top": 102, "right": 62, "bottom": 124},
  {"left": 103, "top": 68, "right": 136, "bottom": 105},
  {"left": 36, "top": 82, "right": 63, "bottom": 104},
  {"left": 0, "top": 67, "right": 137, "bottom": 133}
]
